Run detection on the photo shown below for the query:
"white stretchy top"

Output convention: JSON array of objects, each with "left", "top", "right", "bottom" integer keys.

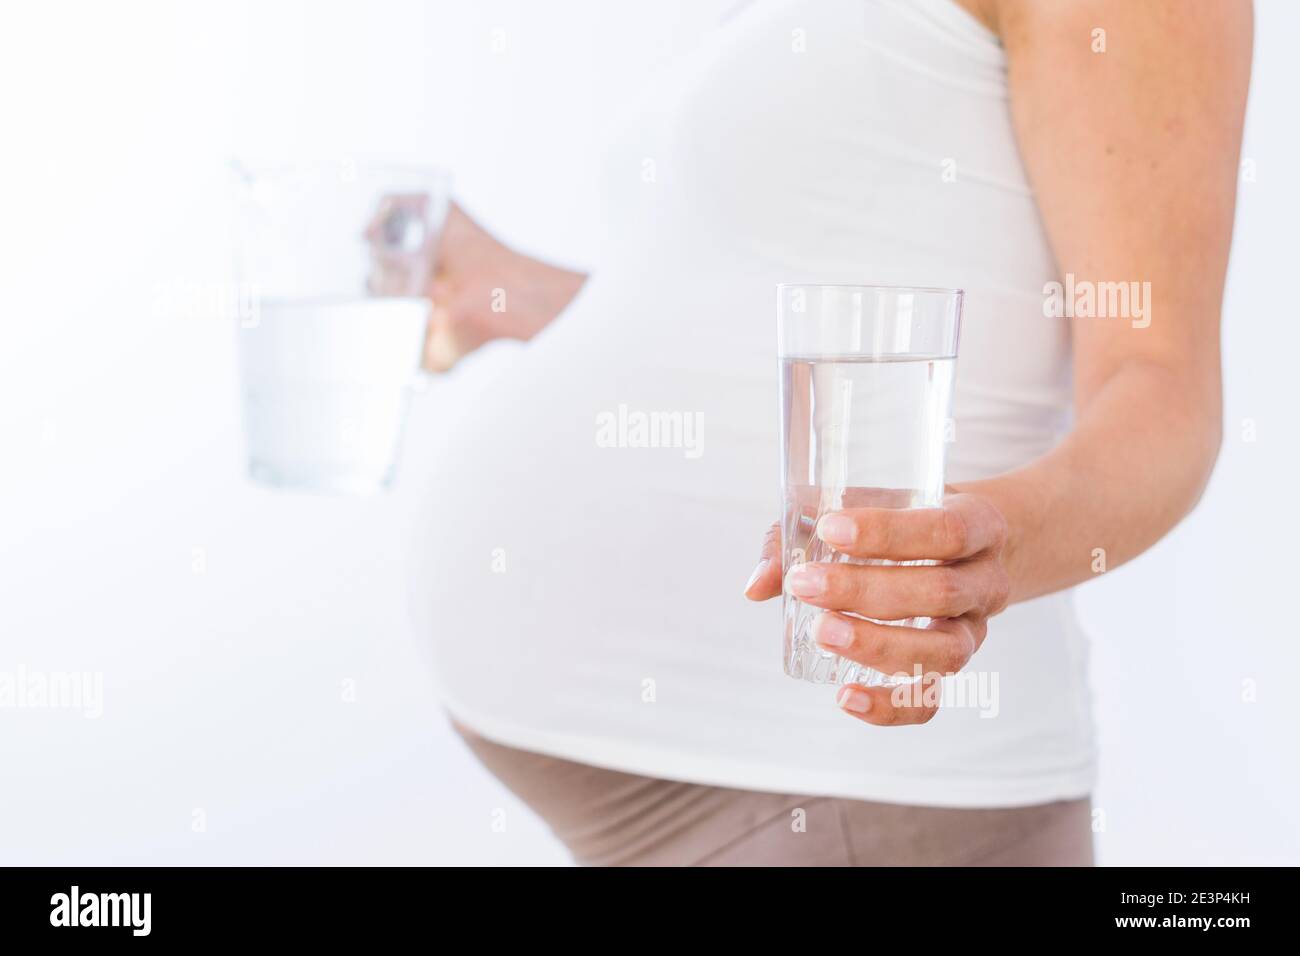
[{"left": 416, "top": 0, "right": 1096, "bottom": 807}]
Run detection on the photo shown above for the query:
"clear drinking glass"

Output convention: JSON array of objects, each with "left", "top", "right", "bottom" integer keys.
[
  {"left": 231, "top": 160, "right": 451, "bottom": 494},
  {"left": 778, "top": 284, "right": 962, "bottom": 684}
]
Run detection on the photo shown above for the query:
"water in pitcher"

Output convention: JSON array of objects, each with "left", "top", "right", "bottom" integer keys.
[
  {"left": 237, "top": 297, "right": 429, "bottom": 494},
  {"left": 780, "top": 354, "right": 956, "bottom": 684}
]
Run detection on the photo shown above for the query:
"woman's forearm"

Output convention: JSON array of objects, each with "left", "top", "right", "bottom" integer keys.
[
  {"left": 973, "top": 0, "right": 1247, "bottom": 605},
  {"left": 503, "top": 251, "right": 587, "bottom": 341},
  {"left": 955, "top": 359, "right": 1222, "bottom": 605}
]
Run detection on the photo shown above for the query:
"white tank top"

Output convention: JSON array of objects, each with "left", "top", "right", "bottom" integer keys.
[{"left": 415, "top": 0, "right": 1095, "bottom": 807}]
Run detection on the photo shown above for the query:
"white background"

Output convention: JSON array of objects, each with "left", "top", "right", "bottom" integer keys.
[{"left": 0, "top": 0, "right": 1295, "bottom": 866}]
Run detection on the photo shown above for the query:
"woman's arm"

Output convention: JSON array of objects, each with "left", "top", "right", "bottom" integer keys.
[
  {"left": 744, "top": 0, "right": 1252, "bottom": 724},
  {"left": 959, "top": 0, "right": 1252, "bottom": 601}
]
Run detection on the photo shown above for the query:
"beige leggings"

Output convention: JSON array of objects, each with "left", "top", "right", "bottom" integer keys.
[{"left": 454, "top": 723, "right": 1095, "bottom": 867}]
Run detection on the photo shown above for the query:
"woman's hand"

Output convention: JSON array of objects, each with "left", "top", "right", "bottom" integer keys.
[
  {"left": 419, "top": 202, "right": 586, "bottom": 371},
  {"left": 744, "top": 493, "right": 1011, "bottom": 726}
]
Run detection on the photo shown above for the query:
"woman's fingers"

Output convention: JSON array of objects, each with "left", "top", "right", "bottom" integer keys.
[
  {"left": 745, "top": 495, "right": 1008, "bottom": 604},
  {"left": 746, "top": 497, "right": 1011, "bottom": 725},
  {"left": 784, "top": 555, "right": 1009, "bottom": 620},
  {"left": 743, "top": 522, "right": 783, "bottom": 600},
  {"left": 814, "top": 493, "right": 1007, "bottom": 562},
  {"left": 813, "top": 612, "right": 983, "bottom": 676},
  {"left": 836, "top": 680, "right": 941, "bottom": 726}
]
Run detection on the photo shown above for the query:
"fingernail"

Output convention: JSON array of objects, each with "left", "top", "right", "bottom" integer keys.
[
  {"left": 784, "top": 565, "right": 827, "bottom": 599},
  {"left": 837, "top": 686, "right": 871, "bottom": 714},
  {"left": 744, "top": 559, "right": 769, "bottom": 595},
  {"left": 817, "top": 513, "right": 857, "bottom": 547},
  {"left": 813, "top": 613, "right": 853, "bottom": 648}
]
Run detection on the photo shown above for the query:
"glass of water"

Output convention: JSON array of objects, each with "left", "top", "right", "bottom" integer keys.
[
  {"left": 777, "top": 284, "right": 962, "bottom": 684},
  {"left": 231, "top": 161, "right": 451, "bottom": 494}
]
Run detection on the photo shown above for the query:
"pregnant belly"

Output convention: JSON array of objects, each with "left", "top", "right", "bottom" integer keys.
[{"left": 415, "top": 279, "right": 782, "bottom": 728}]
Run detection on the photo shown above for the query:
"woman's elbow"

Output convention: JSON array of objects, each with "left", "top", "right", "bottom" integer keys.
[{"left": 1182, "top": 405, "right": 1224, "bottom": 516}]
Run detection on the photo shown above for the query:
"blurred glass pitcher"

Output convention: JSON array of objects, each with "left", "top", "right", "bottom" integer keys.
[{"left": 230, "top": 160, "right": 451, "bottom": 495}]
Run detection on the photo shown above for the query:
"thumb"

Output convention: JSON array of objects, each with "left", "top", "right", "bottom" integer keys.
[
  {"left": 743, "top": 522, "right": 783, "bottom": 601},
  {"left": 421, "top": 300, "right": 464, "bottom": 373}
]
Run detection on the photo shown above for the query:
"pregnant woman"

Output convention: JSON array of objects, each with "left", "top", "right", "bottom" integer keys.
[{"left": 416, "top": 0, "right": 1250, "bottom": 865}]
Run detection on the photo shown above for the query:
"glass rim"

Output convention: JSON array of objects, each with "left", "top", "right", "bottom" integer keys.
[
  {"left": 776, "top": 282, "right": 962, "bottom": 359},
  {"left": 776, "top": 282, "right": 963, "bottom": 297}
]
